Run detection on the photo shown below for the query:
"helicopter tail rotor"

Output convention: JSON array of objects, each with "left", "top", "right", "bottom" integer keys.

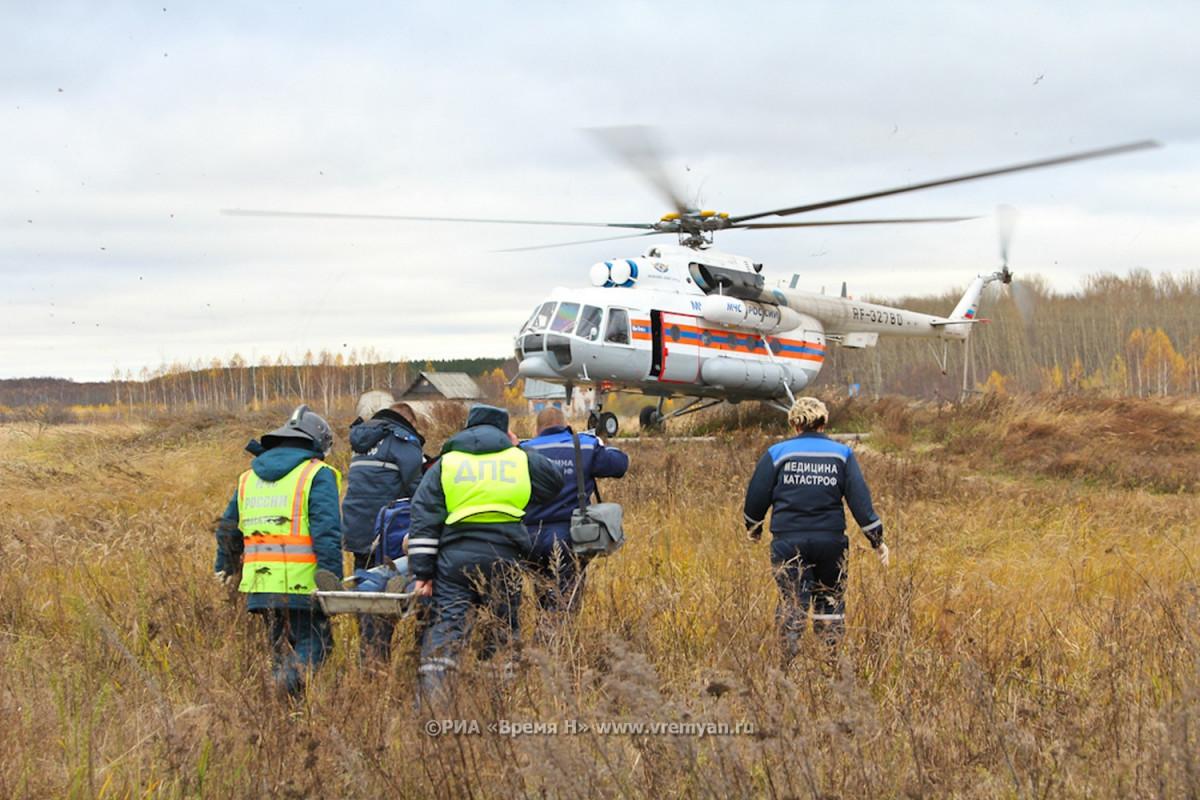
[
  {"left": 993, "top": 204, "right": 1036, "bottom": 326},
  {"left": 997, "top": 203, "right": 1017, "bottom": 282},
  {"left": 1010, "top": 278, "right": 1037, "bottom": 327}
]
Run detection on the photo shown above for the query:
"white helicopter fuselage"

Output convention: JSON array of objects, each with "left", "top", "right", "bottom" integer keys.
[
  {"left": 514, "top": 244, "right": 997, "bottom": 404},
  {"left": 516, "top": 283, "right": 826, "bottom": 400}
]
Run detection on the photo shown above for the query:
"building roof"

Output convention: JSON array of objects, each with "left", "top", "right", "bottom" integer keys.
[
  {"left": 522, "top": 378, "right": 565, "bottom": 400},
  {"left": 401, "top": 371, "right": 481, "bottom": 400}
]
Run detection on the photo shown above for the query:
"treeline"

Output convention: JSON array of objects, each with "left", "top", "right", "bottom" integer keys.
[
  {"left": 0, "top": 354, "right": 510, "bottom": 417},
  {"left": 815, "top": 268, "right": 1200, "bottom": 399},
  {"left": 0, "top": 378, "right": 115, "bottom": 408}
]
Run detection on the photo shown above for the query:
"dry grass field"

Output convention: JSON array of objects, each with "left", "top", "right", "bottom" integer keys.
[{"left": 2, "top": 395, "right": 1199, "bottom": 798}]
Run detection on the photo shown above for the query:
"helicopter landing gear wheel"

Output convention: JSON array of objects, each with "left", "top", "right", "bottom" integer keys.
[
  {"left": 639, "top": 405, "right": 664, "bottom": 430},
  {"left": 597, "top": 412, "right": 619, "bottom": 439}
]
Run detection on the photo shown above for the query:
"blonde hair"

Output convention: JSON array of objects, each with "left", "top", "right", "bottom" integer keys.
[{"left": 787, "top": 397, "right": 828, "bottom": 431}]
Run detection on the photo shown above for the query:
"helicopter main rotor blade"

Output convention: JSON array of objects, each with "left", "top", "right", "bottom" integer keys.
[
  {"left": 584, "top": 125, "right": 693, "bottom": 217},
  {"left": 733, "top": 215, "right": 977, "bottom": 230},
  {"left": 220, "top": 208, "right": 657, "bottom": 231},
  {"left": 727, "top": 139, "right": 1160, "bottom": 224},
  {"left": 496, "top": 230, "right": 664, "bottom": 253}
]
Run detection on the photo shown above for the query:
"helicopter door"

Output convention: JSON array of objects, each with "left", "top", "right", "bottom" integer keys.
[
  {"left": 650, "top": 311, "right": 664, "bottom": 377},
  {"left": 652, "top": 310, "right": 700, "bottom": 384}
]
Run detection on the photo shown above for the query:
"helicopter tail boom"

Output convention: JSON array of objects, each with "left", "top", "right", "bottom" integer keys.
[{"left": 928, "top": 270, "right": 1009, "bottom": 340}]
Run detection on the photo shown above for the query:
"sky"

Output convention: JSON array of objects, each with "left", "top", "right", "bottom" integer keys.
[{"left": 3, "top": 1, "right": 1197, "bottom": 382}]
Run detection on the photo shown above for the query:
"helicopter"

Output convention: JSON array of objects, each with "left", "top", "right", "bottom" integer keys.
[
  {"left": 223, "top": 129, "right": 1158, "bottom": 436},
  {"left": 513, "top": 239, "right": 1007, "bottom": 436}
]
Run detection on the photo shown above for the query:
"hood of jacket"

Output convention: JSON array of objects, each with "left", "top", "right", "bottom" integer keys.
[
  {"left": 441, "top": 423, "right": 514, "bottom": 457},
  {"left": 250, "top": 445, "right": 325, "bottom": 482},
  {"left": 466, "top": 404, "right": 509, "bottom": 432},
  {"left": 349, "top": 409, "right": 425, "bottom": 454},
  {"left": 436, "top": 404, "right": 512, "bottom": 456}
]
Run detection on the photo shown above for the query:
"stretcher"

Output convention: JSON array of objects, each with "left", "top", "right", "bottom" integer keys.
[{"left": 312, "top": 589, "right": 418, "bottom": 617}]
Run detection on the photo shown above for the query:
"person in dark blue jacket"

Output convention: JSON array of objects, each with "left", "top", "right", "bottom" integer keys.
[
  {"left": 520, "top": 405, "right": 629, "bottom": 626},
  {"left": 341, "top": 400, "right": 427, "bottom": 661},
  {"left": 407, "top": 404, "right": 563, "bottom": 705},
  {"left": 743, "top": 397, "right": 888, "bottom": 659},
  {"left": 214, "top": 405, "right": 343, "bottom": 697}
]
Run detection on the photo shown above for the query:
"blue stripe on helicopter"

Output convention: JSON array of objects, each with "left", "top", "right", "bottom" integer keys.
[{"left": 662, "top": 327, "right": 824, "bottom": 359}]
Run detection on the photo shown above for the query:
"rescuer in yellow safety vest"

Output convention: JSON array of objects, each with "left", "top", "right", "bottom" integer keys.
[
  {"left": 214, "top": 404, "right": 343, "bottom": 698},
  {"left": 407, "top": 404, "right": 564, "bottom": 706}
]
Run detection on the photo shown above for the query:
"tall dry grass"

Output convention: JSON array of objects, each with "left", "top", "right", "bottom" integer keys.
[{"left": 1, "top": 396, "right": 1199, "bottom": 798}]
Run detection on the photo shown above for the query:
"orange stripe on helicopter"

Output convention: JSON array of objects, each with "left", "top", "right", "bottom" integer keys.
[{"left": 630, "top": 317, "right": 825, "bottom": 363}]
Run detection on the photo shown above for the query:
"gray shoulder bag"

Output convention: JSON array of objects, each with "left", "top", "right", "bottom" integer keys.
[{"left": 567, "top": 429, "right": 625, "bottom": 557}]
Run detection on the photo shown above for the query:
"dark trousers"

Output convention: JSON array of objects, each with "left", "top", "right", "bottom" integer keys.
[
  {"left": 353, "top": 551, "right": 396, "bottom": 662},
  {"left": 527, "top": 521, "right": 589, "bottom": 617},
  {"left": 418, "top": 542, "right": 523, "bottom": 703},
  {"left": 770, "top": 532, "right": 849, "bottom": 654},
  {"left": 257, "top": 607, "right": 333, "bottom": 697}
]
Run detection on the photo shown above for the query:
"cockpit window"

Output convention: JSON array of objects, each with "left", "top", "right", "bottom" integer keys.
[
  {"left": 550, "top": 302, "right": 580, "bottom": 334},
  {"left": 605, "top": 308, "right": 631, "bottom": 344},
  {"left": 577, "top": 305, "right": 603, "bottom": 341},
  {"left": 523, "top": 301, "right": 556, "bottom": 333}
]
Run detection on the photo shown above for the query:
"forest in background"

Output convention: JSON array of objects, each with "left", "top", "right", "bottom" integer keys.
[
  {"left": 3, "top": 268, "right": 1198, "bottom": 420},
  {"left": 0, "top": 356, "right": 511, "bottom": 422},
  {"left": 825, "top": 268, "right": 1200, "bottom": 400}
]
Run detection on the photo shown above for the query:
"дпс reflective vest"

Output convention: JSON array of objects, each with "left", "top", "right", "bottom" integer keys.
[
  {"left": 441, "top": 449, "right": 532, "bottom": 524},
  {"left": 236, "top": 459, "right": 338, "bottom": 594}
]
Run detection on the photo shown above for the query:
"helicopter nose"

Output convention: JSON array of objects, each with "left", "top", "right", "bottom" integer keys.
[{"left": 518, "top": 355, "right": 559, "bottom": 379}]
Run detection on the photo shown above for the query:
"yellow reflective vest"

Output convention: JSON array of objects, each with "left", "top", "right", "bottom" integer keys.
[
  {"left": 236, "top": 459, "right": 338, "bottom": 595},
  {"left": 441, "top": 449, "right": 532, "bottom": 524}
]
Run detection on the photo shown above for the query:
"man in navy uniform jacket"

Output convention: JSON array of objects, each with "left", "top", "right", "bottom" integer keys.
[{"left": 521, "top": 406, "right": 629, "bottom": 625}]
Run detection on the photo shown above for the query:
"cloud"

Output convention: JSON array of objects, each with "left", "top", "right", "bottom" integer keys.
[{"left": 2, "top": 1, "right": 1196, "bottom": 381}]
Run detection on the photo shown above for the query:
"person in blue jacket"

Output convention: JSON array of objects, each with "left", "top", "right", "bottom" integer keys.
[
  {"left": 214, "top": 405, "right": 343, "bottom": 698},
  {"left": 520, "top": 405, "right": 629, "bottom": 627},
  {"left": 743, "top": 397, "right": 888, "bottom": 659},
  {"left": 340, "top": 399, "right": 427, "bottom": 662},
  {"left": 407, "top": 404, "right": 563, "bottom": 705}
]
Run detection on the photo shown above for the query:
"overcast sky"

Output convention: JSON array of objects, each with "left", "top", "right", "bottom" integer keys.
[{"left": 3, "top": 1, "right": 1196, "bottom": 382}]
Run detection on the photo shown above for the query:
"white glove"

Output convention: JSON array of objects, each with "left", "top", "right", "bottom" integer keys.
[
  {"left": 214, "top": 570, "right": 237, "bottom": 587},
  {"left": 875, "top": 543, "right": 890, "bottom": 568},
  {"left": 746, "top": 524, "right": 763, "bottom": 542}
]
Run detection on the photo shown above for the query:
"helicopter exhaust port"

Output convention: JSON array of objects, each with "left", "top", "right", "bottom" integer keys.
[{"left": 698, "top": 296, "right": 801, "bottom": 334}]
